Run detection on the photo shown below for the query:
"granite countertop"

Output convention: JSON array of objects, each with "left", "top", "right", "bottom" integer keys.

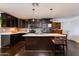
[
  {"left": 0, "top": 32, "right": 13, "bottom": 35},
  {"left": 22, "top": 33, "right": 66, "bottom": 37},
  {"left": 0, "top": 31, "right": 27, "bottom": 35}
]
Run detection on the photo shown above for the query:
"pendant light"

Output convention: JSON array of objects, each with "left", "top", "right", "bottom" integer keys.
[
  {"left": 50, "top": 8, "right": 53, "bottom": 19},
  {"left": 32, "top": 8, "right": 35, "bottom": 22},
  {"left": 48, "top": 8, "right": 53, "bottom": 27},
  {"left": 50, "top": 8, "right": 53, "bottom": 22},
  {"left": 32, "top": 3, "right": 39, "bottom": 22}
]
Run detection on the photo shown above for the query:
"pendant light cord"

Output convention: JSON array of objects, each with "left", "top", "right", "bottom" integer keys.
[
  {"left": 50, "top": 8, "right": 53, "bottom": 18},
  {"left": 32, "top": 8, "right": 35, "bottom": 21}
]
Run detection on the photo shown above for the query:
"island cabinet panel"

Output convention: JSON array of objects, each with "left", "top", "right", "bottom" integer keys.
[
  {"left": 10, "top": 33, "right": 25, "bottom": 46},
  {"left": 25, "top": 37, "right": 52, "bottom": 50}
]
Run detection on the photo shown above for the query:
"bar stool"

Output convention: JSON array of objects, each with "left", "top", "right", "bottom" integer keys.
[{"left": 51, "top": 34, "right": 67, "bottom": 56}]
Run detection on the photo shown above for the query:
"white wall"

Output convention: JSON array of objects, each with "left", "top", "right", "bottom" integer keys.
[
  {"left": 53, "top": 16, "right": 79, "bottom": 43},
  {"left": 68, "top": 16, "right": 79, "bottom": 42}
]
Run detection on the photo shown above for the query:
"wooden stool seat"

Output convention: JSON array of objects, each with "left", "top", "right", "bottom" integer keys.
[{"left": 50, "top": 36, "right": 67, "bottom": 56}]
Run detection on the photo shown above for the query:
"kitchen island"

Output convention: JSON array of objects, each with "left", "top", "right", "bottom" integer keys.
[{"left": 22, "top": 33, "right": 66, "bottom": 50}]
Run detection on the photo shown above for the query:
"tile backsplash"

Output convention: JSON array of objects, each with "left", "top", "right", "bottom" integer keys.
[
  {"left": 27, "top": 19, "right": 52, "bottom": 33},
  {"left": 0, "top": 27, "right": 27, "bottom": 33}
]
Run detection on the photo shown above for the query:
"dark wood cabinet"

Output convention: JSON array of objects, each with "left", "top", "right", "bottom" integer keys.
[
  {"left": 11, "top": 17, "right": 18, "bottom": 27},
  {"left": 1, "top": 35, "right": 10, "bottom": 47},
  {"left": 25, "top": 37, "right": 50, "bottom": 50},
  {"left": 21, "top": 20, "right": 25, "bottom": 28},
  {"left": 1, "top": 13, "right": 10, "bottom": 27},
  {"left": 1, "top": 33, "right": 25, "bottom": 48},
  {"left": 1, "top": 13, "right": 27, "bottom": 28},
  {"left": 1, "top": 13, "right": 18, "bottom": 27},
  {"left": 18, "top": 19, "right": 22, "bottom": 28},
  {"left": 10, "top": 33, "right": 25, "bottom": 46},
  {"left": 18, "top": 19, "right": 27, "bottom": 28}
]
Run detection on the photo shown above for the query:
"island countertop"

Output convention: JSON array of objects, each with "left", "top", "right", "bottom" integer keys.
[{"left": 22, "top": 33, "right": 66, "bottom": 37}]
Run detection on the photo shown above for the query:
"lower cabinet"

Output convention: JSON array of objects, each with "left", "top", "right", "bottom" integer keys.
[
  {"left": 10, "top": 33, "right": 25, "bottom": 46},
  {"left": 10, "top": 34, "right": 18, "bottom": 46},
  {"left": 1, "top": 35, "right": 10, "bottom": 47},
  {"left": 1, "top": 33, "right": 25, "bottom": 47}
]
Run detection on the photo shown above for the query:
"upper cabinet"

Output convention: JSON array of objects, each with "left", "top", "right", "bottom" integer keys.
[
  {"left": 1, "top": 13, "right": 10, "bottom": 27},
  {"left": 1, "top": 13, "right": 18, "bottom": 27},
  {"left": 1, "top": 13, "right": 27, "bottom": 28},
  {"left": 18, "top": 19, "right": 27, "bottom": 28}
]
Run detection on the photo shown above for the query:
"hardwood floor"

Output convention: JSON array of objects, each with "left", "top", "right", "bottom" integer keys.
[
  {"left": 16, "top": 50, "right": 54, "bottom": 56},
  {"left": 0, "top": 41, "right": 25, "bottom": 56},
  {"left": 1, "top": 40, "right": 79, "bottom": 56},
  {"left": 67, "top": 40, "right": 79, "bottom": 56}
]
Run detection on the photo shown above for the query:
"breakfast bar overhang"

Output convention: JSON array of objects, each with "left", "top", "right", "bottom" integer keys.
[{"left": 22, "top": 33, "right": 66, "bottom": 37}]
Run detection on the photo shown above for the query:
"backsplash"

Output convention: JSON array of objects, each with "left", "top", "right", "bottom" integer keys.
[
  {"left": 0, "top": 18, "right": 52, "bottom": 33},
  {"left": 0, "top": 27, "right": 27, "bottom": 33},
  {"left": 27, "top": 19, "right": 52, "bottom": 33}
]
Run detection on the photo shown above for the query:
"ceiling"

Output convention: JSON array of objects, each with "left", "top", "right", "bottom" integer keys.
[{"left": 0, "top": 3, "right": 79, "bottom": 19}]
